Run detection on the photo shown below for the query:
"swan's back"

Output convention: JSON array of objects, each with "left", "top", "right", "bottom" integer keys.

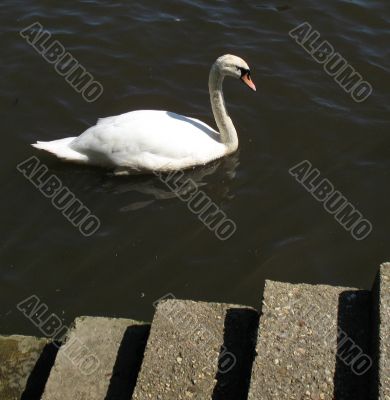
[{"left": 70, "top": 110, "right": 226, "bottom": 171}]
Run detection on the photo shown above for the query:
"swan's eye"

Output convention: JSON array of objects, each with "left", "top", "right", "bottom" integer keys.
[{"left": 238, "top": 67, "right": 250, "bottom": 78}]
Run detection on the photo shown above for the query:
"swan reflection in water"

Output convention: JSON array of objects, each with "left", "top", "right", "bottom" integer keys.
[{"left": 100, "top": 152, "right": 240, "bottom": 212}]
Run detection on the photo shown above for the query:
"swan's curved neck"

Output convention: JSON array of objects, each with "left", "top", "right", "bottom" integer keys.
[{"left": 208, "top": 65, "right": 238, "bottom": 153}]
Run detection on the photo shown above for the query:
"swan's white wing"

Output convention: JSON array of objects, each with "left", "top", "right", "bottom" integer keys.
[{"left": 71, "top": 110, "right": 226, "bottom": 171}]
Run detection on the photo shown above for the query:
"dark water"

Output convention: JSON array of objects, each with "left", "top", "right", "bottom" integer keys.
[{"left": 1, "top": 0, "right": 389, "bottom": 336}]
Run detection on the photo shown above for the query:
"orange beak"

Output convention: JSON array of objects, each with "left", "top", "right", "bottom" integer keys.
[{"left": 241, "top": 73, "right": 256, "bottom": 91}]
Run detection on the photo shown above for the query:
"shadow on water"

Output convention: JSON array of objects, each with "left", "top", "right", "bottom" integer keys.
[
  {"left": 212, "top": 307, "right": 259, "bottom": 400},
  {"left": 104, "top": 324, "right": 150, "bottom": 400},
  {"left": 333, "top": 290, "right": 371, "bottom": 400}
]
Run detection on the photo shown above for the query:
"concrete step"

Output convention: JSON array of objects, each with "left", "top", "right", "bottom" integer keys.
[
  {"left": 248, "top": 281, "right": 371, "bottom": 400},
  {"left": 0, "top": 263, "right": 388, "bottom": 399},
  {"left": 41, "top": 316, "right": 149, "bottom": 400},
  {"left": 132, "top": 299, "right": 258, "bottom": 400},
  {"left": 372, "top": 262, "right": 390, "bottom": 400},
  {"left": 0, "top": 334, "right": 57, "bottom": 400}
]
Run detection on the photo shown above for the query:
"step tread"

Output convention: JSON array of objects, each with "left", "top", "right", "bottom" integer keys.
[
  {"left": 248, "top": 281, "right": 371, "bottom": 400},
  {"left": 132, "top": 299, "right": 258, "bottom": 400},
  {"left": 0, "top": 334, "right": 51, "bottom": 400},
  {"left": 41, "top": 316, "right": 149, "bottom": 400}
]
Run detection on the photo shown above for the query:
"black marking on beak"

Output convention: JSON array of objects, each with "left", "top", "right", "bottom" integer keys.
[{"left": 238, "top": 67, "right": 251, "bottom": 78}]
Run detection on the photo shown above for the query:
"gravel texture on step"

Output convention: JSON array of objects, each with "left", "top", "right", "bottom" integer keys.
[
  {"left": 41, "top": 316, "right": 149, "bottom": 400},
  {"left": 248, "top": 280, "right": 371, "bottom": 400}
]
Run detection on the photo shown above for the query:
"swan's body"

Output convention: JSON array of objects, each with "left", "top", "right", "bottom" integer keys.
[
  {"left": 36, "top": 111, "right": 225, "bottom": 172},
  {"left": 32, "top": 55, "right": 255, "bottom": 174}
]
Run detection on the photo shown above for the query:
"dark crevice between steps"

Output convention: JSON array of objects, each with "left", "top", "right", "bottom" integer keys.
[
  {"left": 212, "top": 307, "right": 259, "bottom": 400},
  {"left": 21, "top": 341, "right": 59, "bottom": 400},
  {"left": 369, "top": 271, "right": 381, "bottom": 400},
  {"left": 104, "top": 324, "right": 150, "bottom": 400},
  {"left": 333, "top": 290, "right": 371, "bottom": 400}
]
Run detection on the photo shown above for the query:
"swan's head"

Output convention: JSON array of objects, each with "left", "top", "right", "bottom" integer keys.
[{"left": 214, "top": 54, "right": 256, "bottom": 91}]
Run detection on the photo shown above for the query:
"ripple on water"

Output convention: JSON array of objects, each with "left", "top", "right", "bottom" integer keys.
[{"left": 1, "top": 0, "right": 389, "bottom": 332}]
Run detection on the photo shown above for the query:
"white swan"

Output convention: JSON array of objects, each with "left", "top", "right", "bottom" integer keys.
[{"left": 32, "top": 54, "right": 256, "bottom": 174}]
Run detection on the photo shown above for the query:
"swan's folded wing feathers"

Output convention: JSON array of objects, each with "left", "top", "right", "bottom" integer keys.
[{"left": 72, "top": 110, "right": 225, "bottom": 170}]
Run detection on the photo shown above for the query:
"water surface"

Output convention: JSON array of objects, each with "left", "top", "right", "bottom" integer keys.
[{"left": 1, "top": 0, "right": 389, "bottom": 335}]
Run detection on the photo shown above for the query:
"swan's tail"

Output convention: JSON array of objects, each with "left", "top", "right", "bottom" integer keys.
[{"left": 31, "top": 137, "right": 88, "bottom": 163}]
